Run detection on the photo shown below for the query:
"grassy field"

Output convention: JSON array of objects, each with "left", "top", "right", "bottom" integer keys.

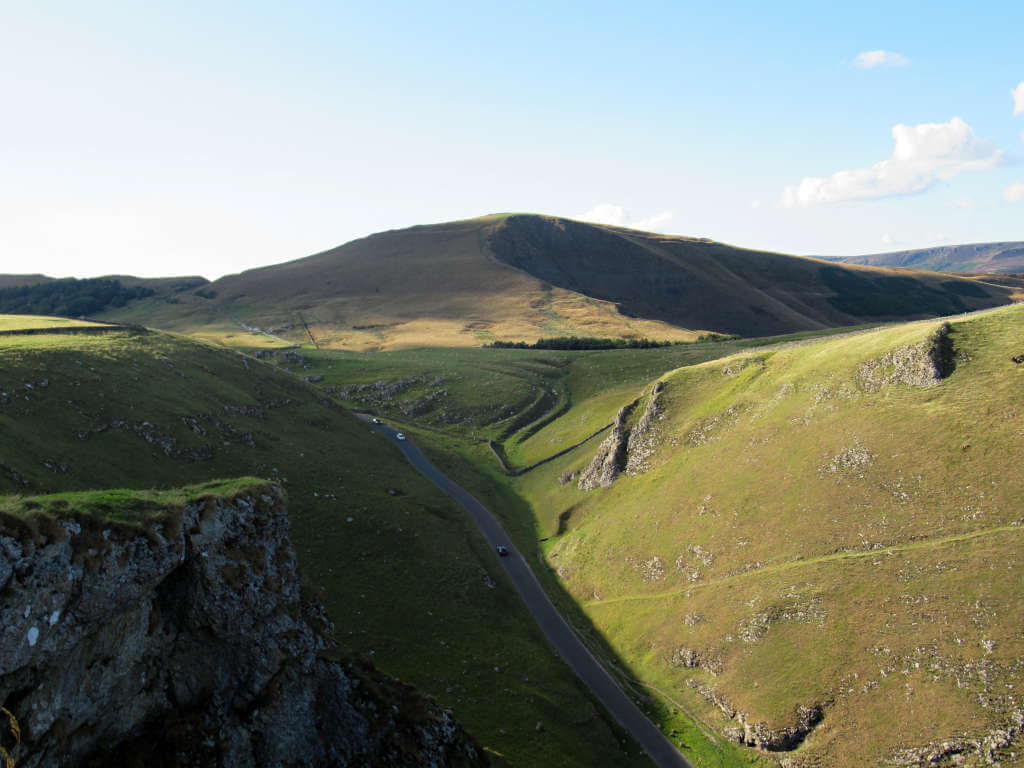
[
  {"left": 0, "top": 477, "right": 263, "bottom": 522},
  {"left": 0, "top": 323, "right": 654, "bottom": 768}
]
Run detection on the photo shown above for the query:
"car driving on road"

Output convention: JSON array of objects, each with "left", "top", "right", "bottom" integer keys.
[{"left": 395, "top": 432, "right": 406, "bottom": 441}]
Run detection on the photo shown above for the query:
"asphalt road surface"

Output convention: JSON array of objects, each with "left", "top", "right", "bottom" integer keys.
[{"left": 365, "top": 419, "right": 695, "bottom": 768}]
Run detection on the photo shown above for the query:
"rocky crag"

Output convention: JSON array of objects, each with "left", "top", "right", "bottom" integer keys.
[
  {"left": 0, "top": 483, "right": 486, "bottom": 767},
  {"left": 578, "top": 381, "right": 664, "bottom": 490}
]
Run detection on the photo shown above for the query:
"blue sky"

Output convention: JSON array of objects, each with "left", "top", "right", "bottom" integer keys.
[{"left": 1, "top": 0, "right": 1022, "bottom": 278}]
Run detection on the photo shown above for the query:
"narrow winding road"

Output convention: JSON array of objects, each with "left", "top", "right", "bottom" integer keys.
[{"left": 364, "top": 418, "right": 694, "bottom": 768}]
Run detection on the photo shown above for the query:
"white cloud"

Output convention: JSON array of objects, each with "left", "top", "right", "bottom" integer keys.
[
  {"left": 1013, "top": 82, "right": 1024, "bottom": 117},
  {"left": 750, "top": 200, "right": 762, "bottom": 209},
  {"left": 577, "top": 203, "right": 629, "bottom": 226},
  {"left": 576, "top": 203, "right": 673, "bottom": 231},
  {"left": 854, "top": 50, "right": 909, "bottom": 69},
  {"left": 633, "top": 210, "right": 674, "bottom": 230},
  {"left": 1004, "top": 182, "right": 1024, "bottom": 203},
  {"left": 950, "top": 198, "right": 975, "bottom": 211},
  {"left": 782, "top": 117, "right": 1003, "bottom": 207},
  {"left": 881, "top": 233, "right": 894, "bottom": 246}
]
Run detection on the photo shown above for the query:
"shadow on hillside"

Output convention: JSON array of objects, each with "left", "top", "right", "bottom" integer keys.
[{"left": 435, "top": 448, "right": 692, "bottom": 754}]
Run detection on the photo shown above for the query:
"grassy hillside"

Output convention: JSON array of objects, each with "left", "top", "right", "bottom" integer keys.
[
  {"left": 100, "top": 215, "right": 700, "bottom": 350},
  {"left": 506, "top": 304, "right": 1024, "bottom": 766},
  {"left": 287, "top": 324, "right": 899, "bottom": 471},
  {"left": 823, "top": 241, "right": 1024, "bottom": 274},
  {"left": 95, "top": 215, "right": 1010, "bottom": 349},
  {"left": 0, "top": 320, "right": 655, "bottom": 768},
  {"left": 489, "top": 216, "right": 1010, "bottom": 337}
]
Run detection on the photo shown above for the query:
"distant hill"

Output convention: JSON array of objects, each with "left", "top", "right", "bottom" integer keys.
[
  {"left": 0, "top": 274, "right": 58, "bottom": 289},
  {"left": 821, "top": 241, "right": 1024, "bottom": 273},
  {"left": 94, "top": 214, "right": 1011, "bottom": 350},
  {"left": 0, "top": 275, "right": 208, "bottom": 319}
]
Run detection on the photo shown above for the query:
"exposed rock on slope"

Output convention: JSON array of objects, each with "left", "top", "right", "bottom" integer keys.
[
  {"left": 578, "top": 382, "right": 664, "bottom": 490},
  {"left": 577, "top": 402, "right": 635, "bottom": 490},
  {"left": 0, "top": 484, "right": 486, "bottom": 768},
  {"left": 855, "top": 321, "right": 956, "bottom": 392},
  {"left": 625, "top": 381, "right": 664, "bottom": 475},
  {"left": 690, "top": 682, "right": 823, "bottom": 752}
]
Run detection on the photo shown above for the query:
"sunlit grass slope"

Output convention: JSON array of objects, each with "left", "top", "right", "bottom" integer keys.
[
  {"left": 0, "top": 314, "right": 106, "bottom": 331},
  {"left": 101, "top": 214, "right": 1010, "bottom": 350},
  {"left": 0, "top": 322, "right": 654, "bottom": 768},
  {"left": 513, "top": 304, "right": 1024, "bottom": 766}
]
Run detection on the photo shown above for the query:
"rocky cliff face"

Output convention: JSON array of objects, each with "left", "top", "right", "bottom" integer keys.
[
  {"left": 0, "top": 485, "right": 486, "bottom": 767},
  {"left": 576, "top": 401, "right": 635, "bottom": 490}
]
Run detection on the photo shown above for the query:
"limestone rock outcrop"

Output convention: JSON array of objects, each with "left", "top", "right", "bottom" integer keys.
[
  {"left": 578, "top": 381, "right": 664, "bottom": 490},
  {"left": 855, "top": 322, "right": 956, "bottom": 393}
]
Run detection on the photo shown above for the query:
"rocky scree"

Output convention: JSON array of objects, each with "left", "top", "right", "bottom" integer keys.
[{"left": 0, "top": 486, "right": 486, "bottom": 767}]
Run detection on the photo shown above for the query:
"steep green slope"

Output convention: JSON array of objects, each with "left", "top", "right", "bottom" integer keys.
[
  {"left": 510, "top": 305, "right": 1024, "bottom": 766},
  {"left": 0, "top": 318, "right": 652, "bottom": 768},
  {"left": 93, "top": 215, "right": 1010, "bottom": 349},
  {"left": 823, "top": 241, "right": 1024, "bottom": 274}
]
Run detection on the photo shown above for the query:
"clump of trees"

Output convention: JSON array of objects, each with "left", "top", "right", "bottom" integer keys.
[
  {"left": 488, "top": 336, "right": 676, "bottom": 350},
  {"left": 487, "top": 333, "right": 738, "bottom": 350},
  {"left": 0, "top": 278, "right": 154, "bottom": 317}
]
